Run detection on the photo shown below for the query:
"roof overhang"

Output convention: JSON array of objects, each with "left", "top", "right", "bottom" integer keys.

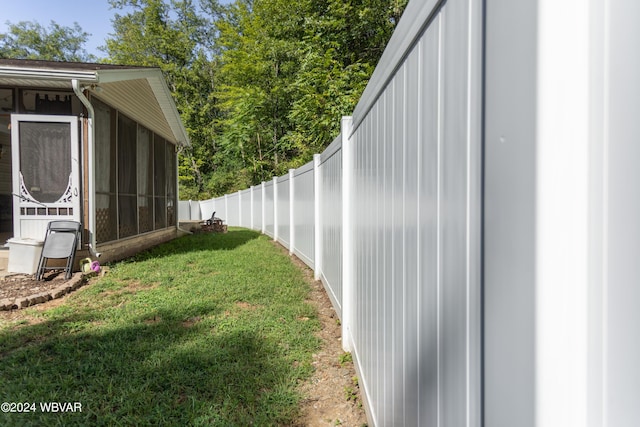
[{"left": 0, "top": 60, "right": 190, "bottom": 146}]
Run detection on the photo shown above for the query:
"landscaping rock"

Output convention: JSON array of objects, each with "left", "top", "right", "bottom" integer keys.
[{"left": 0, "top": 272, "right": 85, "bottom": 310}]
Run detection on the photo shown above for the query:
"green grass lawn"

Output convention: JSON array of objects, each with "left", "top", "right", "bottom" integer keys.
[{"left": 0, "top": 229, "right": 320, "bottom": 426}]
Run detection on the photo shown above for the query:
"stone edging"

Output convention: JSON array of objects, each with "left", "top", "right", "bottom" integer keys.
[{"left": 0, "top": 273, "right": 85, "bottom": 311}]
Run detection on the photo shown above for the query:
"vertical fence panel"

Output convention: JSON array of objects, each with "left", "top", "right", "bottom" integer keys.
[
  {"left": 191, "top": 200, "right": 201, "bottom": 221},
  {"left": 240, "top": 188, "right": 251, "bottom": 228},
  {"left": 439, "top": 1, "right": 477, "bottom": 424},
  {"left": 319, "top": 135, "right": 343, "bottom": 316},
  {"left": 418, "top": 15, "right": 440, "bottom": 425},
  {"left": 177, "top": 200, "right": 190, "bottom": 220},
  {"left": 263, "top": 181, "right": 274, "bottom": 238},
  {"left": 404, "top": 40, "right": 421, "bottom": 427},
  {"left": 226, "top": 192, "right": 239, "bottom": 226},
  {"left": 252, "top": 184, "right": 263, "bottom": 231},
  {"left": 199, "top": 198, "right": 216, "bottom": 222},
  {"left": 276, "top": 174, "right": 291, "bottom": 249},
  {"left": 314, "top": 154, "right": 322, "bottom": 280},
  {"left": 381, "top": 89, "right": 393, "bottom": 425},
  {"left": 292, "top": 162, "right": 315, "bottom": 268}
]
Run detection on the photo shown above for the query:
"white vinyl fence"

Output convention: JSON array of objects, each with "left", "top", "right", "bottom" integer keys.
[
  {"left": 179, "top": 0, "right": 640, "bottom": 425},
  {"left": 179, "top": 1, "right": 481, "bottom": 423}
]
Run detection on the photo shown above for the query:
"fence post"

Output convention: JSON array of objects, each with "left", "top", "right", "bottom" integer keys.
[
  {"left": 341, "top": 116, "right": 354, "bottom": 352},
  {"left": 314, "top": 154, "right": 322, "bottom": 280},
  {"left": 273, "top": 176, "right": 279, "bottom": 242},
  {"left": 289, "top": 169, "right": 295, "bottom": 256},
  {"left": 261, "top": 182, "right": 266, "bottom": 235}
]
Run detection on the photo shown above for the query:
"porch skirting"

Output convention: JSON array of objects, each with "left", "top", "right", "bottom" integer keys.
[{"left": 96, "top": 227, "right": 178, "bottom": 264}]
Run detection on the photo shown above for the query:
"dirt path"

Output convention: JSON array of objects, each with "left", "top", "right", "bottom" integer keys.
[
  {"left": 297, "top": 277, "right": 368, "bottom": 427},
  {"left": 278, "top": 242, "right": 368, "bottom": 427}
]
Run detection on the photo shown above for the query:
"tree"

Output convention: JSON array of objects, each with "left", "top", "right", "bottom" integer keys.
[
  {"left": 287, "top": 0, "right": 409, "bottom": 155},
  {"left": 0, "top": 20, "right": 95, "bottom": 62},
  {"left": 103, "top": 0, "right": 408, "bottom": 198},
  {"left": 104, "top": 0, "right": 220, "bottom": 199},
  {"left": 214, "top": 0, "right": 312, "bottom": 188},
  {"left": 212, "top": 0, "right": 408, "bottom": 190}
]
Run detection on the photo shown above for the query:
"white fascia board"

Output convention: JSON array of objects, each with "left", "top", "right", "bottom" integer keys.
[{"left": 146, "top": 75, "right": 191, "bottom": 147}]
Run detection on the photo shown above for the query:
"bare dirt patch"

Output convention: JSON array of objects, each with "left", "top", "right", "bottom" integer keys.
[
  {"left": 271, "top": 241, "right": 368, "bottom": 427},
  {"left": 235, "top": 301, "right": 259, "bottom": 310}
]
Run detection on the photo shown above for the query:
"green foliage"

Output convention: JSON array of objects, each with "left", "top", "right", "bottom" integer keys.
[
  {"left": 338, "top": 351, "right": 353, "bottom": 366},
  {"left": 211, "top": 0, "right": 408, "bottom": 191},
  {"left": 104, "top": 0, "right": 220, "bottom": 198},
  {"left": 0, "top": 20, "right": 95, "bottom": 62},
  {"left": 0, "top": 0, "right": 408, "bottom": 199},
  {"left": 288, "top": 0, "right": 408, "bottom": 154},
  {"left": 344, "top": 376, "right": 362, "bottom": 408},
  {"left": 214, "top": 0, "right": 306, "bottom": 182}
]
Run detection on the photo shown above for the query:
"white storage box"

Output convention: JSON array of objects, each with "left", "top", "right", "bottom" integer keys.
[{"left": 7, "top": 238, "right": 44, "bottom": 274}]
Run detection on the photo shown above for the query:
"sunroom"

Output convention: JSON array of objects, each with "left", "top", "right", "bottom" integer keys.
[{"left": 0, "top": 59, "right": 189, "bottom": 273}]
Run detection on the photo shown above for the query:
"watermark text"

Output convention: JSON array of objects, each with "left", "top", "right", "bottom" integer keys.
[{"left": 1, "top": 401, "right": 82, "bottom": 413}]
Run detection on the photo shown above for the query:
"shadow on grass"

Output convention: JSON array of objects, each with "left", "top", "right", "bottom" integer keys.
[
  {"left": 0, "top": 227, "right": 311, "bottom": 426},
  {"left": 0, "top": 303, "right": 300, "bottom": 426},
  {"left": 128, "top": 228, "right": 263, "bottom": 263}
]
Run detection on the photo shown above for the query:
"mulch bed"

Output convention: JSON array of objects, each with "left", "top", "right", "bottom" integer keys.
[{"left": 0, "top": 272, "right": 85, "bottom": 310}]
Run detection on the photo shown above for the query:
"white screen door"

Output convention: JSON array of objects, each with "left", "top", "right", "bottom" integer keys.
[{"left": 11, "top": 115, "right": 80, "bottom": 240}]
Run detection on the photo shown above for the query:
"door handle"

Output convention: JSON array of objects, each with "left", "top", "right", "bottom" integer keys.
[{"left": 74, "top": 188, "right": 78, "bottom": 197}]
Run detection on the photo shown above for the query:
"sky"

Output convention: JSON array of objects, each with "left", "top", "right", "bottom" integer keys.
[
  {"left": 1, "top": 0, "right": 123, "bottom": 58},
  {"left": 0, "top": 0, "right": 233, "bottom": 59}
]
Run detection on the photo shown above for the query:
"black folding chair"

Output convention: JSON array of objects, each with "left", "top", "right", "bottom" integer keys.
[{"left": 36, "top": 220, "right": 82, "bottom": 280}]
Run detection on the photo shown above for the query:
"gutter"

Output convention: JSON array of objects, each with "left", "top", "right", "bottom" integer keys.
[
  {"left": 72, "top": 79, "right": 100, "bottom": 258},
  {"left": 0, "top": 66, "right": 98, "bottom": 82}
]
